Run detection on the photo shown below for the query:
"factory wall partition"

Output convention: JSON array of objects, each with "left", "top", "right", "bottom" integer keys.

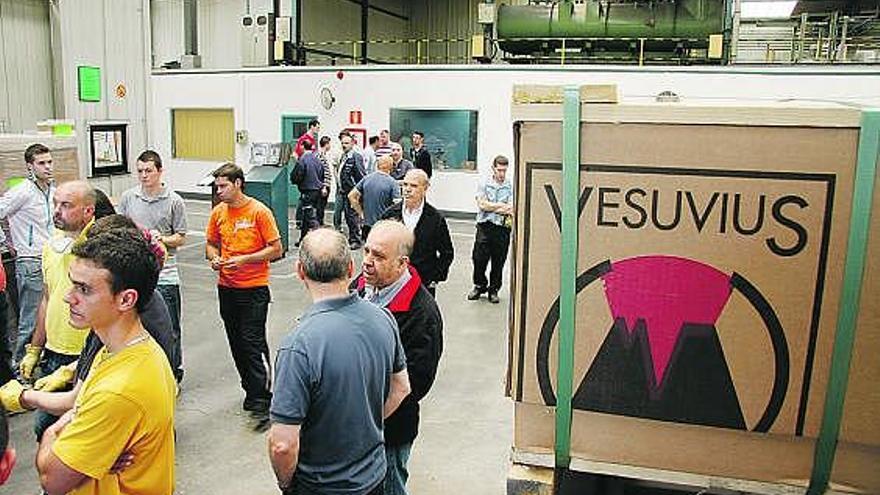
[{"left": 508, "top": 91, "right": 879, "bottom": 493}]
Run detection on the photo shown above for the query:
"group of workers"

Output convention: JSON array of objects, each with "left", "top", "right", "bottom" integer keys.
[{"left": 0, "top": 125, "right": 514, "bottom": 494}]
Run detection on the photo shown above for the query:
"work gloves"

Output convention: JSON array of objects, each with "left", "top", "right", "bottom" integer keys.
[
  {"left": 0, "top": 379, "right": 26, "bottom": 414},
  {"left": 34, "top": 362, "right": 76, "bottom": 392},
  {"left": 19, "top": 344, "right": 42, "bottom": 380}
]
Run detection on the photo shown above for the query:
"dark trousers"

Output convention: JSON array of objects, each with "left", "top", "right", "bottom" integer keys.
[
  {"left": 472, "top": 222, "right": 511, "bottom": 293},
  {"left": 298, "top": 190, "right": 322, "bottom": 242},
  {"left": 0, "top": 290, "right": 12, "bottom": 384},
  {"left": 157, "top": 284, "right": 184, "bottom": 382},
  {"left": 361, "top": 224, "right": 372, "bottom": 243},
  {"left": 333, "top": 191, "right": 345, "bottom": 230},
  {"left": 342, "top": 193, "right": 362, "bottom": 244},
  {"left": 316, "top": 191, "right": 328, "bottom": 226},
  {"left": 35, "top": 349, "right": 78, "bottom": 440},
  {"left": 218, "top": 285, "right": 272, "bottom": 411}
]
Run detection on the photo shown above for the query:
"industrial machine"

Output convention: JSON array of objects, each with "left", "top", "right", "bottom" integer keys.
[{"left": 495, "top": 0, "right": 728, "bottom": 64}]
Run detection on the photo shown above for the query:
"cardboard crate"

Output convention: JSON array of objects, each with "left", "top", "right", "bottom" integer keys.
[{"left": 508, "top": 92, "right": 879, "bottom": 494}]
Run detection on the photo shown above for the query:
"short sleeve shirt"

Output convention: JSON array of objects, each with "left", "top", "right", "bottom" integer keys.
[
  {"left": 41, "top": 222, "right": 93, "bottom": 355},
  {"left": 355, "top": 172, "right": 400, "bottom": 226},
  {"left": 476, "top": 176, "right": 514, "bottom": 227},
  {"left": 271, "top": 293, "right": 406, "bottom": 494},
  {"left": 117, "top": 185, "right": 188, "bottom": 285},
  {"left": 53, "top": 338, "right": 176, "bottom": 495},
  {"left": 205, "top": 197, "right": 280, "bottom": 288}
]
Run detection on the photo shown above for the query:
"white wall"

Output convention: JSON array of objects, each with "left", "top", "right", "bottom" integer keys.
[
  {"left": 0, "top": 0, "right": 55, "bottom": 133},
  {"left": 149, "top": 65, "right": 880, "bottom": 213}
]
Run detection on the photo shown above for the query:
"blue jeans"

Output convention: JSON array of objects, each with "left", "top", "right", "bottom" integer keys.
[
  {"left": 384, "top": 443, "right": 412, "bottom": 495},
  {"left": 333, "top": 190, "right": 345, "bottom": 230},
  {"left": 34, "top": 349, "right": 78, "bottom": 441},
  {"left": 157, "top": 284, "right": 184, "bottom": 382},
  {"left": 0, "top": 291, "right": 12, "bottom": 383},
  {"left": 14, "top": 257, "right": 43, "bottom": 363}
]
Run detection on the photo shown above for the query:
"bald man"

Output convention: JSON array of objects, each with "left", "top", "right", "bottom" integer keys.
[
  {"left": 21, "top": 180, "right": 96, "bottom": 440},
  {"left": 381, "top": 169, "right": 454, "bottom": 296},
  {"left": 349, "top": 156, "right": 400, "bottom": 242},
  {"left": 269, "top": 228, "right": 409, "bottom": 494},
  {"left": 353, "top": 221, "right": 443, "bottom": 495}
]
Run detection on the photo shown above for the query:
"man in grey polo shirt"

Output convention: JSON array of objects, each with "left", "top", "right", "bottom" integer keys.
[
  {"left": 348, "top": 156, "right": 400, "bottom": 243},
  {"left": 269, "top": 228, "right": 410, "bottom": 495},
  {"left": 118, "top": 150, "right": 188, "bottom": 382}
]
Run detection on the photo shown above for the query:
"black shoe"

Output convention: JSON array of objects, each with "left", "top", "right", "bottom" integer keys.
[
  {"left": 250, "top": 409, "right": 271, "bottom": 432},
  {"left": 487, "top": 292, "right": 500, "bottom": 304},
  {"left": 467, "top": 287, "right": 484, "bottom": 301},
  {"left": 349, "top": 241, "right": 362, "bottom": 250}
]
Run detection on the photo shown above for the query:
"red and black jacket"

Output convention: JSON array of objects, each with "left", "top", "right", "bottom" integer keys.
[{"left": 354, "top": 266, "right": 444, "bottom": 446}]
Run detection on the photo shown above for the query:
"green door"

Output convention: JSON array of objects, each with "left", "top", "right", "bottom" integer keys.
[{"left": 281, "top": 115, "right": 317, "bottom": 207}]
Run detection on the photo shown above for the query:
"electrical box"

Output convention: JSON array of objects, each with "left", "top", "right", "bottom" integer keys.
[
  {"left": 246, "top": 165, "right": 290, "bottom": 254},
  {"left": 478, "top": 3, "right": 496, "bottom": 24},
  {"left": 241, "top": 13, "right": 274, "bottom": 67}
]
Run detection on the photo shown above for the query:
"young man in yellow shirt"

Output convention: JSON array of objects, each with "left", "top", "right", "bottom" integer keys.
[{"left": 35, "top": 228, "right": 176, "bottom": 495}]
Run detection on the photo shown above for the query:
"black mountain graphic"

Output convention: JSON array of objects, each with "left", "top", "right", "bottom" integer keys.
[{"left": 574, "top": 317, "right": 747, "bottom": 430}]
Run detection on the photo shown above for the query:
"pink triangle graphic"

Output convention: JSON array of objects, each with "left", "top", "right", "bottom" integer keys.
[{"left": 601, "top": 256, "right": 733, "bottom": 387}]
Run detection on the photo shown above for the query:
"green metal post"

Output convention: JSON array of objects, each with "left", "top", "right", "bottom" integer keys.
[
  {"left": 806, "top": 110, "right": 880, "bottom": 494},
  {"left": 554, "top": 86, "right": 581, "bottom": 470}
]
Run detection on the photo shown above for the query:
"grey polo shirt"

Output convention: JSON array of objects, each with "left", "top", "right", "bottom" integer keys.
[
  {"left": 355, "top": 172, "right": 400, "bottom": 227},
  {"left": 271, "top": 293, "right": 406, "bottom": 494},
  {"left": 118, "top": 184, "right": 188, "bottom": 285}
]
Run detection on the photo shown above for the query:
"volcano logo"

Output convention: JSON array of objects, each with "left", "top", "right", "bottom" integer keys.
[{"left": 536, "top": 256, "right": 790, "bottom": 432}]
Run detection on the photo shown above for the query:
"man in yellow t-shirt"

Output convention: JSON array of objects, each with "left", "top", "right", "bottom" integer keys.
[
  {"left": 36, "top": 228, "right": 176, "bottom": 495},
  {"left": 19, "top": 180, "right": 95, "bottom": 440}
]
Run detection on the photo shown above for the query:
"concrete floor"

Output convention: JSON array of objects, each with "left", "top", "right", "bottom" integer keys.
[{"left": 5, "top": 199, "right": 513, "bottom": 494}]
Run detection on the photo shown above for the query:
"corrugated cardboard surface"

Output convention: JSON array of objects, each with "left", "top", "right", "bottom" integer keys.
[{"left": 509, "top": 109, "right": 878, "bottom": 492}]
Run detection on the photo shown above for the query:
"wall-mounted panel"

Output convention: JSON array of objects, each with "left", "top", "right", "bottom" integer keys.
[{"left": 0, "top": 0, "right": 55, "bottom": 132}]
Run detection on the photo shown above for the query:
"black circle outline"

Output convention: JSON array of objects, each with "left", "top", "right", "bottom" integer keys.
[{"left": 535, "top": 259, "right": 789, "bottom": 432}]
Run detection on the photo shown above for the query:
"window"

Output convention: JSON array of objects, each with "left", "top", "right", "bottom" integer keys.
[
  {"left": 390, "top": 109, "right": 478, "bottom": 172},
  {"left": 172, "top": 108, "right": 235, "bottom": 161}
]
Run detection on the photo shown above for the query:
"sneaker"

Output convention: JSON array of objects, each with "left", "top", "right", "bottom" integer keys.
[
  {"left": 487, "top": 292, "right": 500, "bottom": 304},
  {"left": 467, "top": 287, "right": 484, "bottom": 301}
]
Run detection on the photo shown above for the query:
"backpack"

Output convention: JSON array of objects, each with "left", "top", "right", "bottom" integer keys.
[{"left": 290, "top": 158, "right": 305, "bottom": 186}]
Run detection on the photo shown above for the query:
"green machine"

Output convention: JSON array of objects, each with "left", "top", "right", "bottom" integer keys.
[
  {"left": 496, "top": 0, "right": 728, "bottom": 63},
  {"left": 246, "top": 165, "right": 290, "bottom": 254}
]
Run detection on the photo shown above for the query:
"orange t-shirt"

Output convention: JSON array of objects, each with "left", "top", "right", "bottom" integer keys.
[{"left": 206, "top": 197, "right": 281, "bottom": 288}]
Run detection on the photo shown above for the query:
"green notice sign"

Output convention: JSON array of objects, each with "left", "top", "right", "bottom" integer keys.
[{"left": 78, "top": 66, "right": 101, "bottom": 102}]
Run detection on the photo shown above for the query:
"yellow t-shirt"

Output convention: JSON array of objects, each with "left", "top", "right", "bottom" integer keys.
[
  {"left": 41, "top": 223, "right": 92, "bottom": 355},
  {"left": 52, "top": 337, "right": 176, "bottom": 495}
]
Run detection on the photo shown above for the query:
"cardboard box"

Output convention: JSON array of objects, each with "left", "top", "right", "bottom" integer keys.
[{"left": 508, "top": 94, "right": 879, "bottom": 493}]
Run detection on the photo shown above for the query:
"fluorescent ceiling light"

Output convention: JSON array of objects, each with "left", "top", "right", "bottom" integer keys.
[{"left": 741, "top": 1, "right": 797, "bottom": 19}]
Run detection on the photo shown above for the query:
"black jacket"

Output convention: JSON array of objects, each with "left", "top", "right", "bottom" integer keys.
[
  {"left": 339, "top": 152, "right": 366, "bottom": 193},
  {"left": 411, "top": 147, "right": 432, "bottom": 178},
  {"left": 354, "top": 267, "right": 443, "bottom": 446},
  {"left": 381, "top": 201, "right": 454, "bottom": 285}
]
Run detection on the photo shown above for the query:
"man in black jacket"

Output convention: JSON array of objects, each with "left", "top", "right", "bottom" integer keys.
[
  {"left": 410, "top": 131, "right": 432, "bottom": 178},
  {"left": 381, "top": 169, "right": 454, "bottom": 296},
  {"left": 339, "top": 134, "right": 366, "bottom": 248},
  {"left": 354, "top": 220, "right": 443, "bottom": 495}
]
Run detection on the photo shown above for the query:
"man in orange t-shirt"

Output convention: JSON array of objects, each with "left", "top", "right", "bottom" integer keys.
[{"left": 206, "top": 163, "right": 282, "bottom": 431}]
